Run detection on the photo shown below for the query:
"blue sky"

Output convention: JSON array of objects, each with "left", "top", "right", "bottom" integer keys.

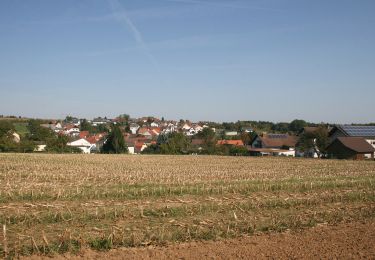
[{"left": 0, "top": 0, "right": 374, "bottom": 123}]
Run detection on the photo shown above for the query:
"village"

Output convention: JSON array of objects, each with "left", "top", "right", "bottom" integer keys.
[{"left": 11, "top": 115, "right": 373, "bottom": 160}]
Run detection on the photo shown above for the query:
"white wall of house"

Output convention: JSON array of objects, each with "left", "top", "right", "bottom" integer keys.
[
  {"left": 34, "top": 144, "right": 46, "bottom": 152},
  {"left": 365, "top": 139, "right": 375, "bottom": 158},
  {"left": 68, "top": 139, "right": 93, "bottom": 154},
  {"left": 128, "top": 147, "right": 135, "bottom": 154},
  {"left": 130, "top": 126, "right": 139, "bottom": 134}
]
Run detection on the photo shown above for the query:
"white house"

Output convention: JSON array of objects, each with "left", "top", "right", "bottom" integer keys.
[
  {"left": 150, "top": 122, "right": 159, "bottom": 127},
  {"left": 34, "top": 144, "right": 46, "bottom": 152},
  {"left": 64, "top": 127, "right": 80, "bottom": 137},
  {"left": 181, "top": 123, "right": 191, "bottom": 130},
  {"left": 67, "top": 138, "right": 93, "bottom": 154},
  {"left": 225, "top": 131, "right": 238, "bottom": 136},
  {"left": 92, "top": 117, "right": 108, "bottom": 126},
  {"left": 130, "top": 123, "right": 140, "bottom": 134},
  {"left": 192, "top": 125, "right": 203, "bottom": 132}
]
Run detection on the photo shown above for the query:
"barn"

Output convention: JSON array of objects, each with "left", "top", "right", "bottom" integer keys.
[{"left": 326, "top": 137, "right": 375, "bottom": 160}]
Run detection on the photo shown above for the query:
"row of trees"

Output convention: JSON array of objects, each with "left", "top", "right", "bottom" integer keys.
[
  {"left": 206, "top": 119, "right": 313, "bottom": 134},
  {"left": 142, "top": 128, "right": 248, "bottom": 156}
]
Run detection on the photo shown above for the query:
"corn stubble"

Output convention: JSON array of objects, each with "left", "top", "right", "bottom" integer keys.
[{"left": 0, "top": 154, "right": 375, "bottom": 257}]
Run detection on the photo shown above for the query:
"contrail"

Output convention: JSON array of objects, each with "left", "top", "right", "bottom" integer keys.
[
  {"left": 163, "top": 0, "right": 280, "bottom": 11},
  {"left": 107, "top": 0, "right": 160, "bottom": 71}
]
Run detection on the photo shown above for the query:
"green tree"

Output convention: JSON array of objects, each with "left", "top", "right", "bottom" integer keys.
[
  {"left": 195, "top": 128, "right": 217, "bottom": 154},
  {"left": 160, "top": 132, "right": 190, "bottom": 154},
  {"left": 289, "top": 119, "right": 307, "bottom": 133},
  {"left": 64, "top": 115, "right": 73, "bottom": 122},
  {"left": 80, "top": 119, "right": 93, "bottom": 132},
  {"left": 27, "top": 119, "right": 54, "bottom": 142},
  {"left": 45, "top": 135, "right": 81, "bottom": 153},
  {"left": 314, "top": 125, "right": 330, "bottom": 157},
  {"left": 0, "top": 121, "right": 15, "bottom": 137},
  {"left": 297, "top": 125, "right": 329, "bottom": 158},
  {"left": 102, "top": 125, "right": 128, "bottom": 154},
  {"left": 271, "top": 122, "right": 289, "bottom": 133}
]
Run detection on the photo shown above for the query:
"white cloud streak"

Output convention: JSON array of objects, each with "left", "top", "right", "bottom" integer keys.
[
  {"left": 162, "top": 0, "right": 281, "bottom": 11},
  {"left": 107, "top": 0, "right": 160, "bottom": 71}
]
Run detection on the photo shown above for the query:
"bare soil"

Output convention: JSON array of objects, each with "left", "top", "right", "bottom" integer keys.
[{"left": 23, "top": 221, "right": 375, "bottom": 259}]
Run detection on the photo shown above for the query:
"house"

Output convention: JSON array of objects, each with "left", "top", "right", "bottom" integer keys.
[
  {"left": 92, "top": 117, "right": 108, "bottom": 126},
  {"left": 181, "top": 123, "right": 191, "bottom": 130},
  {"left": 217, "top": 140, "right": 244, "bottom": 146},
  {"left": 85, "top": 134, "right": 106, "bottom": 153},
  {"left": 329, "top": 125, "right": 375, "bottom": 157},
  {"left": 135, "top": 141, "right": 147, "bottom": 153},
  {"left": 40, "top": 122, "right": 63, "bottom": 133},
  {"left": 34, "top": 144, "right": 46, "bottom": 152},
  {"left": 150, "top": 122, "right": 159, "bottom": 127},
  {"left": 67, "top": 138, "right": 93, "bottom": 154},
  {"left": 12, "top": 132, "right": 20, "bottom": 143},
  {"left": 137, "top": 127, "right": 153, "bottom": 138},
  {"left": 225, "top": 131, "right": 238, "bottom": 136},
  {"left": 242, "top": 127, "right": 254, "bottom": 133},
  {"left": 129, "top": 123, "right": 140, "bottom": 134},
  {"left": 249, "top": 133, "right": 298, "bottom": 156},
  {"left": 326, "top": 137, "right": 375, "bottom": 160},
  {"left": 64, "top": 124, "right": 80, "bottom": 137}
]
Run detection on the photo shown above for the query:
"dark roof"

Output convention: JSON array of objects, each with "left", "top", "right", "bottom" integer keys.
[
  {"left": 330, "top": 125, "right": 375, "bottom": 138},
  {"left": 330, "top": 137, "right": 375, "bottom": 153},
  {"left": 298, "top": 127, "right": 318, "bottom": 135}
]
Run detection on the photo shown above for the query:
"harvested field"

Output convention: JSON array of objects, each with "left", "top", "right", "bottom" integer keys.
[{"left": 1, "top": 154, "right": 375, "bottom": 258}]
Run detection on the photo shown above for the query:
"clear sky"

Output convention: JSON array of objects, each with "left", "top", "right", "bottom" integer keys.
[{"left": 0, "top": 0, "right": 374, "bottom": 123}]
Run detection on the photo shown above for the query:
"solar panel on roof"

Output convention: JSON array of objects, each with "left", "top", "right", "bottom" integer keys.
[{"left": 340, "top": 125, "right": 375, "bottom": 137}]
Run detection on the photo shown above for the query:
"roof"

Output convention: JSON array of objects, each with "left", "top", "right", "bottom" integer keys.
[
  {"left": 68, "top": 138, "right": 92, "bottom": 147},
  {"left": 217, "top": 140, "right": 244, "bottom": 146},
  {"left": 79, "top": 131, "right": 90, "bottom": 138},
  {"left": 247, "top": 147, "right": 292, "bottom": 153},
  {"left": 299, "top": 127, "right": 318, "bottom": 135},
  {"left": 330, "top": 125, "right": 375, "bottom": 138},
  {"left": 257, "top": 134, "right": 298, "bottom": 148},
  {"left": 329, "top": 137, "right": 375, "bottom": 153},
  {"left": 192, "top": 139, "right": 205, "bottom": 145}
]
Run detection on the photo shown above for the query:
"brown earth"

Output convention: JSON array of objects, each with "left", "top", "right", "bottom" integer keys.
[{"left": 22, "top": 221, "right": 375, "bottom": 260}]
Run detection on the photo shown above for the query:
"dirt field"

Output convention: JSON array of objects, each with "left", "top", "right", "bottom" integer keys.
[
  {"left": 23, "top": 221, "right": 375, "bottom": 259},
  {"left": 1, "top": 154, "right": 375, "bottom": 258}
]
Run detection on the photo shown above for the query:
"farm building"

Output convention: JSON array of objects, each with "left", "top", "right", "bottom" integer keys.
[
  {"left": 249, "top": 133, "right": 298, "bottom": 156},
  {"left": 329, "top": 125, "right": 375, "bottom": 147},
  {"left": 326, "top": 137, "right": 375, "bottom": 160},
  {"left": 329, "top": 125, "right": 375, "bottom": 158}
]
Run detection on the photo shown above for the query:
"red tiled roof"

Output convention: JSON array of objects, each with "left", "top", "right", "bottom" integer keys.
[
  {"left": 85, "top": 136, "right": 98, "bottom": 144},
  {"left": 217, "top": 140, "right": 244, "bottom": 146},
  {"left": 79, "top": 131, "right": 90, "bottom": 138}
]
